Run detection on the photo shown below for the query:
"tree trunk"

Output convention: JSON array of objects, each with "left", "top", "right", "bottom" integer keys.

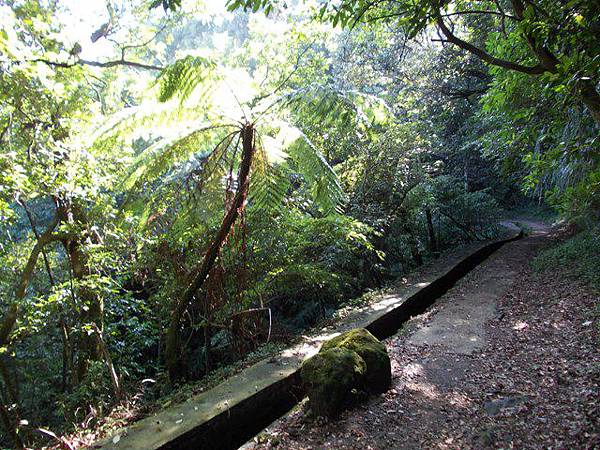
[
  {"left": 59, "top": 318, "right": 74, "bottom": 391},
  {"left": 203, "top": 322, "right": 212, "bottom": 374},
  {"left": 440, "top": 210, "right": 481, "bottom": 241},
  {"left": 0, "top": 215, "right": 65, "bottom": 347},
  {"left": 577, "top": 78, "right": 600, "bottom": 126},
  {"left": 19, "top": 200, "right": 74, "bottom": 391},
  {"left": 425, "top": 208, "right": 438, "bottom": 255},
  {"left": 69, "top": 241, "right": 104, "bottom": 381},
  {"left": 92, "top": 324, "right": 122, "bottom": 400},
  {"left": 62, "top": 204, "right": 104, "bottom": 382},
  {"left": 401, "top": 221, "right": 423, "bottom": 267},
  {"left": 165, "top": 124, "right": 255, "bottom": 380}
]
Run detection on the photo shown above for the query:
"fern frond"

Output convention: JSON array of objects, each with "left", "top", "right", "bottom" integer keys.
[
  {"left": 123, "top": 123, "right": 234, "bottom": 190},
  {"left": 247, "top": 121, "right": 345, "bottom": 215},
  {"left": 280, "top": 86, "right": 393, "bottom": 129},
  {"left": 288, "top": 131, "right": 346, "bottom": 214},
  {"left": 90, "top": 56, "right": 219, "bottom": 159},
  {"left": 250, "top": 163, "right": 290, "bottom": 213},
  {"left": 90, "top": 102, "right": 217, "bottom": 159},
  {"left": 157, "top": 55, "right": 217, "bottom": 103}
]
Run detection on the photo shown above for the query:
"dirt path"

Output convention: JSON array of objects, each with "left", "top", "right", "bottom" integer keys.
[
  {"left": 244, "top": 222, "right": 599, "bottom": 449},
  {"left": 408, "top": 220, "right": 550, "bottom": 355}
]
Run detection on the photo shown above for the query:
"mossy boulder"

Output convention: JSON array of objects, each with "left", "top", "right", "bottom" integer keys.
[
  {"left": 300, "top": 328, "right": 392, "bottom": 417},
  {"left": 300, "top": 347, "right": 366, "bottom": 417},
  {"left": 321, "top": 328, "right": 391, "bottom": 393}
]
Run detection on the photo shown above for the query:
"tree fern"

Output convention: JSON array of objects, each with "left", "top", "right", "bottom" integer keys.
[
  {"left": 122, "top": 123, "right": 233, "bottom": 190},
  {"left": 250, "top": 162, "right": 290, "bottom": 213},
  {"left": 249, "top": 122, "right": 345, "bottom": 214},
  {"left": 282, "top": 85, "right": 393, "bottom": 130},
  {"left": 288, "top": 132, "right": 345, "bottom": 213},
  {"left": 90, "top": 57, "right": 392, "bottom": 225},
  {"left": 246, "top": 86, "right": 390, "bottom": 214},
  {"left": 91, "top": 102, "right": 214, "bottom": 159},
  {"left": 157, "top": 55, "right": 216, "bottom": 103}
]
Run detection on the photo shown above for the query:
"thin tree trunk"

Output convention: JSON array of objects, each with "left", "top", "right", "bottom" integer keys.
[
  {"left": 62, "top": 204, "right": 104, "bottom": 382},
  {"left": 92, "top": 324, "right": 122, "bottom": 400},
  {"left": 19, "top": 199, "right": 55, "bottom": 286},
  {"left": 18, "top": 199, "right": 74, "bottom": 391},
  {"left": 577, "top": 78, "right": 600, "bottom": 126},
  {"left": 204, "top": 322, "right": 211, "bottom": 374},
  {"left": 59, "top": 318, "right": 73, "bottom": 392},
  {"left": 425, "top": 208, "right": 438, "bottom": 255},
  {"left": 165, "top": 124, "right": 255, "bottom": 380},
  {"left": 463, "top": 155, "right": 469, "bottom": 192},
  {"left": 440, "top": 210, "right": 481, "bottom": 241},
  {"left": 0, "top": 215, "right": 65, "bottom": 346},
  {"left": 401, "top": 221, "right": 423, "bottom": 266}
]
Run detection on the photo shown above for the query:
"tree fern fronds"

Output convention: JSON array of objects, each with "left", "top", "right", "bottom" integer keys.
[
  {"left": 287, "top": 131, "right": 346, "bottom": 214},
  {"left": 246, "top": 130, "right": 288, "bottom": 212},
  {"left": 249, "top": 163, "right": 290, "bottom": 214},
  {"left": 264, "top": 85, "right": 393, "bottom": 130},
  {"left": 122, "top": 123, "right": 233, "bottom": 190},
  {"left": 91, "top": 105, "right": 141, "bottom": 142},
  {"left": 157, "top": 55, "right": 217, "bottom": 103},
  {"left": 183, "top": 129, "right": 240, "bottom": 193},
  {"left": 90, "top": 103, "right": 210, "bottom": 156}
]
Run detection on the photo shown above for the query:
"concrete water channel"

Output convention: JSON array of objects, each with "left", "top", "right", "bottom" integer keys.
[{"left": 97, "top": 226, "right": 523, "bottom": 450}]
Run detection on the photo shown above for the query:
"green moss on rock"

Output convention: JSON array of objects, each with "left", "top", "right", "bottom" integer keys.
[
  {"left": 300, "top": 328, "right": 392, "bottom": 417},
  {"left": 301, "top": 347, "right": 366, "bottom": 417},
  {"left": 321, "top": 328, "right": 391, "bottom": 393}
]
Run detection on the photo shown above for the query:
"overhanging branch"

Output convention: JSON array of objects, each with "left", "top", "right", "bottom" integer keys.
[
  {"left": 440, "top": 10, "right": 518, "bottom": 20},
  {"left": 434, "top": 10, "right": 545, "bottom": 75},
  {"left": 25, "top": 56, "right": 163, "bottom": 71}
]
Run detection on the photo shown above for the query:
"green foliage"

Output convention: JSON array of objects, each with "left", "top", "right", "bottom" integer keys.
[
  {"left": 547, "top": 167, "right": 600, "bottom": 226},
  {"left": 247, "top": 211, "right": 379, "bottom": 313},
  {"left": 250, "top": 163, "right": 289, "bottom": 213},
  {"left": 432, "top": 176, "right": 502, "bottom": 240},
  {"left": 157, "top": 56, "right": 216, "bottom": 103},
  {"left": 226, "top": 0, "right": 278, "bottom": 15},
  {"left": 481, "top": 66, "right": 599, "bottom": 221},
  {"left": 61, "top": 361, "right": 114, "bottom": 418},
  {"left": 123, "top": 124, "right": 226, "bottom": 191},
  {"left": 150, "top": 0, "right": 182, "bottom": 12},
  {"left": 287, "top": 134, "right": 346, "bottom": 214}
]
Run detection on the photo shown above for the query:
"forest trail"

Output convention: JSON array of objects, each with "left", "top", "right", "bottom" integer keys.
[
  {"left": 407, "top": 220, "right": 550, "bottom": 355},
  {"left": 245, "top": 221, "right": 599, "bottom": 449}
]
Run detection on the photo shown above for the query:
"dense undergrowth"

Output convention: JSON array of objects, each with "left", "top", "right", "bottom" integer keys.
[{"left": 532, "top": 228, "right": 600, "bottom": 292}]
